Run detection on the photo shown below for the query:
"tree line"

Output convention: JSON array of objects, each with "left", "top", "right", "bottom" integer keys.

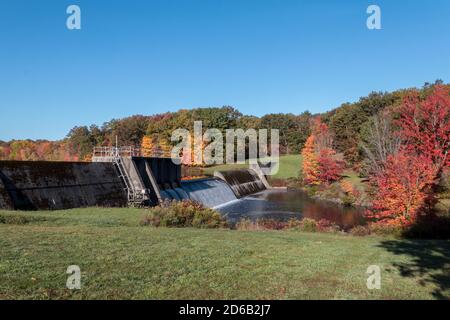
[
  {"left": 300, "top": 82, "right": 449, "bottom": 227},
  {"left": 0, "top": 80, "right": 447, "bottom": 168}
]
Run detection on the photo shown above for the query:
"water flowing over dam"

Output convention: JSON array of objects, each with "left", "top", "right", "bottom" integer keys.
[
  {"left": 214, "top": 169, "right": 267, "bottom": 198},
  {"left": 180, "top": 178, "right": 237, "bottom": 208}
]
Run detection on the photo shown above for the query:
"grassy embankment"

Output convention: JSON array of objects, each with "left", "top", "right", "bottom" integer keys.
[
  {"left": 1, "top": 208, "right": 449, "bottom": 300},
  {"left": 202, "top": 154, "right": 302, "bottom": 180},
  {"left": 203, "top": 154, "right": 365, "bottom": 184}
]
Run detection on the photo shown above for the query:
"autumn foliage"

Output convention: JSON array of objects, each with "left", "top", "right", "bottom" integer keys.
[
  {"left": 366, "top": 152, "right": 436, "bottom": 226},
  {"left": 301, "top": 119, "right": 344, "bottom": 185},
  {"left": 0, "top": 140, "right": 78, "bottom": 162},
  {"left": 367, "top": 85, "right": 450, "bottom": 226},
  {"left": 140, "top": 135, "right": 172, "bottom": 158},
  {"left": 301, "top": 135, "right": 320, "bottom": 185},
  {"left": 397, "top": 85, "right": 450, "bottom": 174}
]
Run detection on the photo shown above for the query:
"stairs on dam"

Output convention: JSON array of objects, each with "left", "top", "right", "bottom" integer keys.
[
  {"left": 113, "top": 155, "right": 147, "bottom": 207},
  {"left": 93, "top": 146, "right": 151, "bottom": 207}
]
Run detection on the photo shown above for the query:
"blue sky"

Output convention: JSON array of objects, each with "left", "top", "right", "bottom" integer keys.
[{"left": 0, "top": 0, "right": 449, "bottom": 141}]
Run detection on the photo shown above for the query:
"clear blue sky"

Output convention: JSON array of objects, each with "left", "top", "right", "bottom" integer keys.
[{"left": 1, "top": 0, "right": 449, "bottom": 141}]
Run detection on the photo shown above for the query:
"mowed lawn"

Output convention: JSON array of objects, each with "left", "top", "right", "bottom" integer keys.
[
  {"left": 1, "top": 208, "right": 449, "bottom": 300},
  {"left": 203, "top": 154, "right": 302, "bottom": 179}
]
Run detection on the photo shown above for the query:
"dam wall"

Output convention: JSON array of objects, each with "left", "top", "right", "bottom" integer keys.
[
  {"left": 0, "top": 177, "right": 13, "bottom": 210},
  {"left": 0, "top": 158, "right": 271, "bottom": 211},
  {"left": 0, "top": 161, "right": 127, "bottom": 210}
]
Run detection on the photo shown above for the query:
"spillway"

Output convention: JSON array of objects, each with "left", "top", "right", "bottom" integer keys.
[
  {"left": 180, "top": 178, "right": 237, "bottom": 208},
  {"left": 214, "top": 169, "right": 266, "bottom": 198}
]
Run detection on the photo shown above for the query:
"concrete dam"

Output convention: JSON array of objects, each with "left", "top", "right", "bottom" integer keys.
[{"left": 0, "top": 155, "right": 269, "bottom": 211}]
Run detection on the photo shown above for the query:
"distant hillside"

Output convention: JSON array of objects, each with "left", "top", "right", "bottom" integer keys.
[{"left": 1, "top": 80, "right": 447, "bottom": 166}]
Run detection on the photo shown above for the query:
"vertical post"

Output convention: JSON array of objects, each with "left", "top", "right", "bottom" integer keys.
[{"left": 115, "top": 136, "right": 119, "bottom": 157}]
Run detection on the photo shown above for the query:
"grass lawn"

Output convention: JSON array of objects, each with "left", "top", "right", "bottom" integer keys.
[
  {"left": 203, "top": 154, "right": 302, "bottom": 179},
  {"left": 1, "top": 208, "right": 449, "bottom": 300}
]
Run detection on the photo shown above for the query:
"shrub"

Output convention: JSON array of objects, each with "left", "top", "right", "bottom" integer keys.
[
  {"left": 259, "top": 219, "right": 288, "bottom": 230},
  {"left": 0, "top": 214, "right": 47, "bottom": 225},
  {"left": 236, "top": 219, "right": 264, "bottom": 231},
  {"left": 236, "top": 217, "right": 344, "bottom": 234},
  {"left": 235, "top": 219, "right": 287, "bottom": 231},
  {"left": 349, "top": 225, "right": 371, "bottom": 236},
  {"left": 192, "top": 210, "right": 228, "bottom": 229},
  {"left": 305, "top": 185, "right": 321, "bottom": 197},
  {"left": 316, "top": 219, "right": 341, "bottom": 233},
  {"left": 140, "top": 200, "right": 227, "bottom": 229},
  {"left": 286, "top": 218, "right": 303, "bottom": 230},
  {"left": 0, "top": 214, "right": 29, "bottom": 225},
  {"left": 340, "top": 180, "right": 361, "bottom": 206},
  {"left": 300, "top": 218, "right": 318, "bottom": 233},
  {"left": 368, "top": 223, "right": 403, "bottom": 237},
  {"left": 315, "top": 183, "right": 345, "bottom": 203}
]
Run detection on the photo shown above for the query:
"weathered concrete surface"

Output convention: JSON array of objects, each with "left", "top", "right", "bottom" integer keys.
[
  {"left": 0, "top": 161, "right": 127, "bottom": 210},
  {"left": 126, "top": 157, "right": 182, "bottom": 205},
  {"left": 0, "top": 177, "right": 13, "bottom": 210}
]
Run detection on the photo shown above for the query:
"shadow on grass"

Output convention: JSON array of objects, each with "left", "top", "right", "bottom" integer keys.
[{"left": 378, "top": 238, "right": 450, "bottom": 299}]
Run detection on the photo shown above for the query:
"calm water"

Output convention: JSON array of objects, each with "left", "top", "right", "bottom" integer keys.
[{"left": 216, "top": 189, "right": 366, "bottom": 229}]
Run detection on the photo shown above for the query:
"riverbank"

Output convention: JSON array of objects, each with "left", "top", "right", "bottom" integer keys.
[{"left": 1, "top": 207, "right": 449, "bottom": 299}]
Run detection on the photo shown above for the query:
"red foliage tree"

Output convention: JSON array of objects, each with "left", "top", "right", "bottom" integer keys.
[
  {"left": 397, "top": 85, "right": 450, "bottom": 176},
  {"left": 366, "top": 151, "right": 435, "bottom": 226},
  {"left": 367, "top": 86, "right": 450, "bottom": 226},
  {"left": 317, "top": 148, "right": 344, "bottom": 184},
  {"left": 301, "top": 118, "right": 344, "bottom": 185}
]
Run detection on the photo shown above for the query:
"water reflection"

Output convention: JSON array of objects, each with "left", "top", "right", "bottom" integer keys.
[{"left": 216, "top": 189, "right": 366, "bottom": 229}]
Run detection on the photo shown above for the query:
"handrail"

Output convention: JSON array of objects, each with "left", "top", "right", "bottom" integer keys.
[
  {"left": 93, "top": 146, "right": 141, "bottom": 159},
  {"left": 113, "top": 155, "right": 140, "bottom": 205}
]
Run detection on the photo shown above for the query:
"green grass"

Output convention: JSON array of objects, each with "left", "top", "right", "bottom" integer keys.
[
  {"left": 203, "top": 154, "right": 302, "bottom": 179},
  {"left": 1, "top": 208, "right": 449, "bottom": 300}
]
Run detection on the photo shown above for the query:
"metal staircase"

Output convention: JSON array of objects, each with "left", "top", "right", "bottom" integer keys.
[{"left": 112, "top": 152, "right": 144, "bottom": 207}]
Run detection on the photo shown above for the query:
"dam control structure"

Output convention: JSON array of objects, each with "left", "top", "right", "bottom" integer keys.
[{"left": 0, "top": 147, "right": 272, "bottom": 211}]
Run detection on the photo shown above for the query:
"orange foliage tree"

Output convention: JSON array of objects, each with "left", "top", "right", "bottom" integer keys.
[
  {"left": 141, "top": 135, "right": 172, "bottom": 158},
  {"left": 301, "top": 135, "right": 320, "bottom": 185},
  {"left": 158, "top": 138, "right": 172, "bottom": 158},
  {"left": 301, "top": 119, "right": 344, "bottom": 185},
  {"left": 366, "top": 152, "right": 435, "bottom": 226},
  {"left": 367, "top": 85, "right": 450, "bottom": 226},
  {"left": 141, "top": 136, "right": 155, "bottom": 157}
]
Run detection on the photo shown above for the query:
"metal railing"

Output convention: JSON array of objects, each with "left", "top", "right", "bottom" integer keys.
[{"left": 92, "top": 146, "right": 141, "bottom": 160}]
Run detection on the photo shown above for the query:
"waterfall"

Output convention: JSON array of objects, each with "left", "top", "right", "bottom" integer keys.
[
  {"left": 180, "top": 178, "right": 237, "bottom": 208},
  {"left": 173, "top": 187, "right": 189, "bottom": 200},
  {"left": 156, "top": 178, "right": 237, "bottom": 208},
  {"left": 214, "top": 169, "right": 266, "bottom": 198}
]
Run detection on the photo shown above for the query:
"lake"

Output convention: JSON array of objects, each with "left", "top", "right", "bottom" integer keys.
[{"left": 216, "top": 189, "right": 366, "bottom": 230}]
